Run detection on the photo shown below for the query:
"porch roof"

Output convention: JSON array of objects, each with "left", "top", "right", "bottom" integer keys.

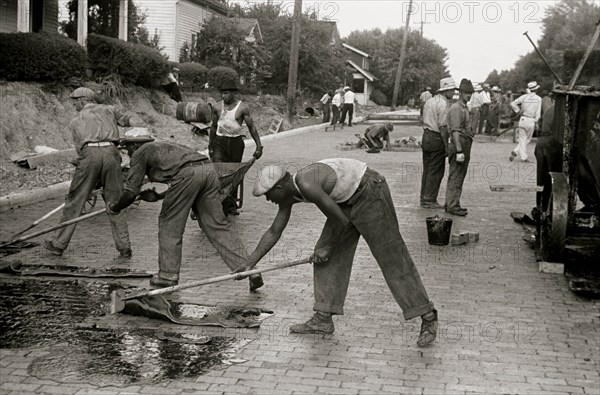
[{"left": 346, "top": 59, "right": 376, "bottom": 82}]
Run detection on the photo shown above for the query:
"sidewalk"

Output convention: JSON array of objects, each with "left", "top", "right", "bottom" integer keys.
[{"left": 1, "top": 123, "right": 598, "bottom": 394}]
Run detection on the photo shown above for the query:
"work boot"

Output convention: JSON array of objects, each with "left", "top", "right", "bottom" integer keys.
[
  {"left": 289, "top": 311, "right": 334, "bottom": 334},
  {"left": 417, "top": 310, "right": 438, "bottom": 347},
  {"left": 44, "top": 240, "right": 64, "bottom": 256},
  {"left": 249, "top": 274, "right": 264, "bottom": 292},
  {"left": 445, "top": 207, "right": 468, "bottom": 216},
  {"left": 119, "top": 248, "right": 132, "bottom": 259},
  {"left": 150, "top": 275, "right": 178, "bottom": 288},
  {"left": 421, "top": 201, "right": 442, "bottom": 209}
]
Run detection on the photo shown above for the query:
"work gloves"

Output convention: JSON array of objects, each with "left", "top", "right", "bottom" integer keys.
[{"left": 139, "top": 188, "right": 165, "bottom": 202}]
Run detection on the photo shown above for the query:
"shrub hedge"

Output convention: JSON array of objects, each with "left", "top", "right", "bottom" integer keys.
[
  {"left": 178, "top": 62, "right": 208, "bottom": 91},
  {"left": 0, "top": 33, "right": 86, "bottom": 81},
  {"left": 87, "top": 34, "right": 169, "bottom": 88},
  {"left": 207, "top": 66, "right": 239, "bottom": 91}
]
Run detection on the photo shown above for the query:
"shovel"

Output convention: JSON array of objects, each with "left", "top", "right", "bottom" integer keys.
[
  {"left": 110, "top": 257, "right": 312, "bottom": 314},
  {"left": 0, "top": 208, "right": 106, "bottom": 249}
]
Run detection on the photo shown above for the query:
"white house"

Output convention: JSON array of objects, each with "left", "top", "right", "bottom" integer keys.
[{"left": 343, "top": 43, "right": 376, "bottom": 106}]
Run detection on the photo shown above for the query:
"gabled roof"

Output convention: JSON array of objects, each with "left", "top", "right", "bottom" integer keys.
[
  {"left": 233, "top": 18, "right": 263, "bottom": 43},
  {"left": 346, "top": 60, "right": 376, "bottom": 82},
  {"left": 312, "top": 20, "right": 340, "bottom": 44},
  {"left": 342, "top": 43, "right": 371, "bottom": 59}
]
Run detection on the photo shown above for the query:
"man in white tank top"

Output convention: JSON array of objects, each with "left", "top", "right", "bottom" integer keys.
[
  {"left": 234, "top": 158, "right": 439, "bottom": 347},
  {"left": 208, "top": 74, "right": 263, "bottom": 217}
]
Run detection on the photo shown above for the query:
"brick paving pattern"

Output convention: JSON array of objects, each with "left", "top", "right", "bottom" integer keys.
[{"left": 1, "top": 124, "right": 599, "bottom": 394}]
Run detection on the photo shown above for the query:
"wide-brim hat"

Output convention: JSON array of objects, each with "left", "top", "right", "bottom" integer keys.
[
  {"left": 491, "top": 86, "right": 500, "bottom": 92},
  {"left": 473, "top": 83, "right": 483, "bottom": 92},
  {"left": 70, "top": 87, "right": 96, "bottom": 100},
  {"left": 527, "top": 81, "right": 540, "bottom": 91},
  {"left": 459, "top": 79, "right": 475, "bottom": 93},
  {"left": 122, "top": 127, "right": 155, "bottom": 143},
  {"left": 438, "top": 77, "right": 457, "bottom": 92},
  {"left": 343, "top": 86, "right": 350, "bottom": 91},
  {"left": 253, "top": 165, "right": 285, "bottom": 196}
]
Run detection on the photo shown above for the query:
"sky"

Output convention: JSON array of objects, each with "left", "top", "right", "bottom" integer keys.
[{"left": 233, "top": 0, "right": 566, "bottom": 83}]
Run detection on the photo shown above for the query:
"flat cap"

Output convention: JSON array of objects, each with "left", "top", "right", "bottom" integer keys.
[{"left": 253, "top": 165, "right": 286, "bottom": 196}]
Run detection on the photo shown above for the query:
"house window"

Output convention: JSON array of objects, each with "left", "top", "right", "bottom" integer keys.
[{"left": 31, "top": 0, "right": 44, "bottom": 33}]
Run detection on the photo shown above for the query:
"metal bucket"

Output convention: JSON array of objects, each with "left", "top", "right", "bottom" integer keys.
[{"left": 426, "top": 215, "right": 453, "bottom": 246}]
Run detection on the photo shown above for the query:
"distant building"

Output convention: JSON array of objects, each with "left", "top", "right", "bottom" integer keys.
[
  {"left": 343, "top": 43, "right": 376, "bottom": 106},
  {"left": 313, "top": 20, "right": 340, "bottom": 46},
  {"left": 1, "top": 0, "right": 58, "bottom": 34}
]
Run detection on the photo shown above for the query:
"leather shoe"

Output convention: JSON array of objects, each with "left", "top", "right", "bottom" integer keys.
[
  {"left": 417, "top": 309, "right": 438, "bottom": 347},
  {"left": 44, "top": 240, "right": 64, "bottom": 256},
  {"left": 445, "top": 207, "right": 468, "bottom": 216},
  {"left": 119, "top": 248, "right": 132, "bottom": 258},
  {"left": 421, "top": 201, "right": 442, "bottom": 209},
  {"left": 249, "top": 274, "right": 264, "bottom": 291},
  {"left": 290, "top": 312, "right": 334, "bottom": 334},
  {"left": 150, "top": 275, "right": 178, "bottom": 288}
]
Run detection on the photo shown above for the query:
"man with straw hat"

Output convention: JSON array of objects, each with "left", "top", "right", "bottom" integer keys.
[
  {"left": 445, "top": 78, "right": 474, "bottom": 216},
  {"left": 234, "top": 158, "right": 439, "bottom": 347},
  {"left": 510, "top": 81, "right": 542, "bottom": 162},
  {"left": 107, "top": 128, "right": 263, "bottom": 291},
  {"left": 420, "top": 77, "right": 456, "bottom": 208},
  {"left": 44, "top": 87, "right": 143, "bottom": 258}
]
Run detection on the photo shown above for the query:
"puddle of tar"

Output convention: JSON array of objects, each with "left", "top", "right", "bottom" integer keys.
[{"left": 1, "top": 278, "right": 255, "bottom": 385}]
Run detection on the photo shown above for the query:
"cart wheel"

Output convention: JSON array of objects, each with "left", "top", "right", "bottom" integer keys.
[
  {"left": 540, "top": 172, "right": 568, "bottom": 262},
  {"left": 82, "top": 192, "right": 98, "bottom": 214}
]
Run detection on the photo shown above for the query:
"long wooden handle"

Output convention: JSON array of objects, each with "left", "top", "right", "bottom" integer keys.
[
  {"left": 0, "top": 208, "right": 106, "bottom": 248},
  {"left": 8, "top": 203, "right": 66, "bottom": 240},
  {"left": 121, "top": 257, "right": 312, "bottom": 301}
]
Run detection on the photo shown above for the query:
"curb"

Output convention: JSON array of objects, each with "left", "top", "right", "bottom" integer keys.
[
  {"left": 0, "top": 118, "right": 364, "bottom": 213},
  {"left": 0, "top": 181, "right": 70, "bottom": 213}
]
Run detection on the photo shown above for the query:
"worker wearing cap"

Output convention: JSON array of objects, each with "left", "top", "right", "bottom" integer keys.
[
  {"left": 44, "top": 87, "right": 143, "bottom": 258},
  {"left": 107, "top": 129, "right": 263, "bottom": 291},
  {"left": 445, "top": 78, "right": 474, "bottom": 216},
  {"left": 234, "top": 158, "right": 438, "bottom": 347},
  {"left": 209, "top": 71, "right": 263, "bottom": 216},
  {"left": 420, "top": 77, "right": 456, "bottom": 209},
  {"left": 510, "top": 81, "right": 542, "bottom": 162}
]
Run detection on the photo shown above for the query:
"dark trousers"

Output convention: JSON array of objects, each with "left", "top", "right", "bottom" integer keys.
[
  {"left": 478, "top": 104, "right": 489, "bottom": 134},
  {"left": 534, "top": 136, "right": 562, "bottom": 206},
  {"left": 157, "top": 164, "right": 249, "bottom": 281},
  {"left": 445, "top": 134, "right": 473, "bottom": 210},
  {"left": 211, "top": 135, "right": 245, "bottom": 212},
  {"left": 339, "top": 104, "right": 354, "bottom": 126},
  {"left": 420, "top": 129, "right": 446, "bottom": 205},
  {"left": 322, "top": 104, "right": 331, "bottom": 123},
  {"left": 313, "top": 168, "right": 434, "bottom": 319},
  {"left": 52, "top": 145, "right": 130, "bottom": 252},
  {"left": 330, "top": 105, "right": 340, "bottom": 126}
]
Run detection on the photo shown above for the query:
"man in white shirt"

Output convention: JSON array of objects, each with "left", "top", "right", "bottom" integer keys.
[
  {"left": 468, "top": 83, "right": 484, "bottom": 134},
  {"left": 478, "top": 83, "right": 492, "bottom": 134},
  {"left": 339, "top": 86, "right": 356, "bottom": 127},
  {"left": 510, "top": 81, "right": 542, "bottom": 162},
  {"left": 320, "top": 91, "right": 331, "bottom": 123}
]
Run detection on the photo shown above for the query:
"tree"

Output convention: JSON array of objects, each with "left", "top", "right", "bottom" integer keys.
[
  {"left": 483, "top": 0, "right": 600, "bottom": 92},
  {"left": 188, "top": 17, "right": 271, "bottom": 90},
  {"left": 60, "top": 0, "right": 161, "bottom": 50},
  {"left": 345, "top": 28, "right": 449, "bottom": 105}
]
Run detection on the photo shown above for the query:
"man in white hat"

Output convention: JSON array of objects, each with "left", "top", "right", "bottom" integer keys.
[
  {"left": 44, "top": 87, "right": 143, "bottom": 258},
  {"left": 339, "top": 86, "right": 355, "bottom": 127},
  {"left": 510, "top": 81, "right": 542, "bottom": 162},
  {"left": 107, "top": 129, "right": 263, "bottom": 291},
  {"left": 234, "top": 158, "right": 439, "bottom": 347},
  {"left": 478, "top": 83, "right": 492, "bottom": 134},
  {"left": 419, "top": 77, "right": 456, "bottom": 208},
  {"left": 468, "top": 83, "right": 484, "bottom": 134}
]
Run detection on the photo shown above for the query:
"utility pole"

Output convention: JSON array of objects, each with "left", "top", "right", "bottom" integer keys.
[
  {"left": 286, "top": 0, "right": 302, "bottom": 124},
  {"left": 391, "top": 0, "right": 413, "bottom": 110}
]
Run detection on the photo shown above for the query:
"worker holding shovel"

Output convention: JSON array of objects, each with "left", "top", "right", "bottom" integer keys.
[
  {"left": 44, "top": 87, "right": 143, "bottom": 258},
  {"left": 107, "top": 129, "right": 263, "bottom": 291},
  {"left": 236, "top": 158, "right": 438, "bottom": 347}
]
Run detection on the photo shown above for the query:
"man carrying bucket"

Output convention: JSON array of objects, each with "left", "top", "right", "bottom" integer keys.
[{"left": 234, "top": 158, "right": 439, "bottom": 347}]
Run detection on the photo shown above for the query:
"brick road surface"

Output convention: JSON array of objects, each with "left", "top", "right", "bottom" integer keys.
[{"left": 1, "top": 123, "right": 599, "bottom": 394}]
